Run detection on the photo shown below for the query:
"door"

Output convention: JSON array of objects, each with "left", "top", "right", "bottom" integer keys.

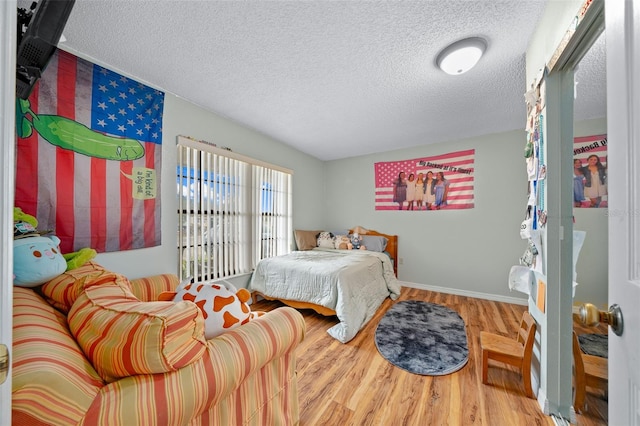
[
  {"left": 0, "top": 1, "right": 16, "bottom": 424},
  {"left": 606, "top": 1, "right": 640, "bottom": 424}
]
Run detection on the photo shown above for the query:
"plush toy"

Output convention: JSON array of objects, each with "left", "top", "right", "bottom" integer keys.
[
  {"left": 13, "top": 207, "right": 98, "bottom": 287},
  {"left": 63, "top": 248, "right": 97, "bottom": 271},
  {"left": 350, "top": 232, "right": 366, "bottom": 250},
  {"left": 14, "top": 207, "right": 38, "bottom": 229},
  {"left": 14, "top": 234, "right": 67, "bottom": 287},
  {"left": 334, "top": 235, "right": 351, "bottom": 250},
  {"left": 13, "top": 207, "right": 67, "bottom": 287},
  {"left": 316, "top": 231, "right": 335, "bottom": 249},
  {"left": 160, "top": 279, "right": 263, "bottom": 339}
]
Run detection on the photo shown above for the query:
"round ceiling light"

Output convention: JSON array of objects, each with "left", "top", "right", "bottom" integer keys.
[{"left": 436, "top": 37, "right": 487, "bottom": 75}]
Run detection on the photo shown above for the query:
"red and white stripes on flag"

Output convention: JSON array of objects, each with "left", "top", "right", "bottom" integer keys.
[
  {"left": 374, "top": 149, "right": 475, "bottom": 210},
  {"left": 15, "top": 49, "right": 164, "bottom": 253}
]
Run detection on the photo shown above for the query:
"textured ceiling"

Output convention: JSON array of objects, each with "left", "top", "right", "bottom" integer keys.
[{"left": 45, "top": 0, "right": 604, "bottom": 161}]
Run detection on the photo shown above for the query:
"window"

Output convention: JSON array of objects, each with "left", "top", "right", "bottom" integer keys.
[{"left": 177, "top": 136, "right": 292, "bottom": 281}]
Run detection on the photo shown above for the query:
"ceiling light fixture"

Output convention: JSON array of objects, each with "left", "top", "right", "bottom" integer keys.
[{"left": 436, "top": 37, "right": 487, "bottom": 75}]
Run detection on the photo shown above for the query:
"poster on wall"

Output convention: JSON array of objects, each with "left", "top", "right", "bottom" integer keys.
[
  {"left": 374, "top": 149, "right": 475, "bottom": 211},
  {"left": 573, "top": 134, "right": 607, "bottom": 208},
  {"left": 15, "top": 49, "right": 165, "bottom": 253}
]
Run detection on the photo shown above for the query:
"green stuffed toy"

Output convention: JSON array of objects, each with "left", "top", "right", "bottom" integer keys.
[
  {"left": 14, "top": 207, "right": 38, "bottom": 229},
  {"left": 63, "top": 248, "right": 97, "bottom": 271},
  {"left": 62, "top": 248, "right": 97, "bottom": 271}
]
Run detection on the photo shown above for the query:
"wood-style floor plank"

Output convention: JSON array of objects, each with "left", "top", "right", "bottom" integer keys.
[{"left": 251, "top": 286, "right": 608, "bottom": 425}]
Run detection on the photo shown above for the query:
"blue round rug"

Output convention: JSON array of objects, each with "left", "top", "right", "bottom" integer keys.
[
  {"left": 375, "top": 300, "right": 469, "bottom": 375},
  {"left": 578, "top": 333, "right": 608, "bottom": 358}
]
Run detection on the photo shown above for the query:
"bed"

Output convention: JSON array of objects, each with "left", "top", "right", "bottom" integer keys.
[{"left": 249, "top": 229, "right": 401, "bottom": 343}]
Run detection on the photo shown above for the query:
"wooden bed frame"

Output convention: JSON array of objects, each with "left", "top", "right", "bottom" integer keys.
[
  {"left": 357, "top": 228, "right": 398, "bottom": 277},
  {"left": 251, "top": 228, "right": 398, "bottom": 316}
]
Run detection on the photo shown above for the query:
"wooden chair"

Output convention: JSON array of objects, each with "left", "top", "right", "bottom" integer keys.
[
  {"left": 480, "top": 311, "right": 537, "bottom": 398},
  {"left": 572, "top": 331, "right": 608, "bottom": 413}
]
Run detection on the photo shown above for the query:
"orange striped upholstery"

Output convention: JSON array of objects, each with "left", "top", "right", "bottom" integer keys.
[
  {"left": 81, "top": 307, "right": 306, "bottom": 425},
  {"left": 68, "top": 272, "right": 207, "bottom": 382},
  {"left": 13, "top": 271, "right": 305, "bottom": 425},
  {"left": 40, "top": 262, "right": 180, "bottom": 311},
  {"left": 12, "top": 287, "right": 104, "bottom": 426},
  {"left": 39, "top": 261, "right": 107, "bottom": 313},
  {"left": 128, "top": 273, "right": 181, "bottom": 301}
]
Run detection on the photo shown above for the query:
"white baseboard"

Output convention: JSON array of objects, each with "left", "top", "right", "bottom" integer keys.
[
  {"left": 400, "top": 281, "right": 529, "bottom": 306},
  {"left": 537, "top": 387, "right": 550, "bottom": 415}
]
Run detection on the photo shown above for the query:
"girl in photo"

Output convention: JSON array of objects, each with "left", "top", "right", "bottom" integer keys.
[
  {"left": 573, "top": 158, "right": 587, "bottom": 207},
  {"left": 433, "top": 171, "right": 449, "bottom": 209},
  {"left": 423, "top": 171, "right": 436, "bottom": 210},
  {"left": 392, "top": 171, "right": 407, "bottom": 210},
  {"left": 405, "top": 173, "right": 417, "bottom": 210},
  {"left": 583, "top": 154, "right": 607, "bottom": 207},
  {"left": 415, "top": 172, "right": 425, "bottom": 210}
]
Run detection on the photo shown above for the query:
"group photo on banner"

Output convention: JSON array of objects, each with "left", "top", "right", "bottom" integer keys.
[
  {"left": 374, "top": 149, "right": 475, "bottom": 211},
  {"left": 573, "top": 134, "right": 607, "bottom": 208}
]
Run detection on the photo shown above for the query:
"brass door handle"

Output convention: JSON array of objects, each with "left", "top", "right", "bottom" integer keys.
[
  {"left": 0, "top": 344, "right": 8, "bottom": 384},
  {"left": 578, "top": 302, "right": 624, "bottom": 336}
]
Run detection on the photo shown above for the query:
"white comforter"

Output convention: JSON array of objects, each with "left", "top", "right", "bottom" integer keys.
[{"left": 249, "top": 248, "right": 401, "bottom": 343}]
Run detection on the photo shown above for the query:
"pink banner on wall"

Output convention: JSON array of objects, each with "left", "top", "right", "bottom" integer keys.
[
  {"left": 573, "top": 134, "right": 607, "bottom": 208},
  {"left": 374, "top": 149, "right": 475, "bottom": 211}
]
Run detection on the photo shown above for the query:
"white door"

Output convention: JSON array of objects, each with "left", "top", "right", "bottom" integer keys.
[
  {"left": 0, "top": 1, "right": 16, "bottom": 424},
  {"left": 606, "top": 1, "right": 640, "bottom": 424}
]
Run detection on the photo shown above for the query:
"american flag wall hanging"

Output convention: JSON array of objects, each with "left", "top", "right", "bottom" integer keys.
[
  {"left": 15, "top": 49, "right": 165, "bottom": 253},
  {"left": 374, "top": 149, "right": 475, "bottom": 211}
]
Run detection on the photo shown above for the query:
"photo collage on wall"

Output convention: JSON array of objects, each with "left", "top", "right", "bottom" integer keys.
[{"left": 522, "top": 73, "right": 546, "bottom": 271}]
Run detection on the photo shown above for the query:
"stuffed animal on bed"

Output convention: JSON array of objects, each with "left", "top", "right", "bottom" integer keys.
[
  {"left": 160, "top": 279, "right": 263, "bottom": 339},
  {"left": 334, "top": 234, "right": 351, "bottom": 250},
  {"left": 316, "top": 231, "right": 335, "bottom": 249},
  {"left": 350, "top": 232, "right": 366, "bottom": 250}
]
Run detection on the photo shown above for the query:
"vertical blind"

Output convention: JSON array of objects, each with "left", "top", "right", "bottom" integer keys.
[
  {"left": 177, "top": 136, "right": 292, "bottom": 281},
  {"left": 252, "top": 165, "right": 293, "bottom": 265}
]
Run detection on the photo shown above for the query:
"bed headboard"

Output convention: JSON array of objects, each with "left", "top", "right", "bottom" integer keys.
[{"left": 350, "top": 228, "right": 398, "bottom": 277}]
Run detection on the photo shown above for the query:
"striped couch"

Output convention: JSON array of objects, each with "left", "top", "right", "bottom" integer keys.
[{"left": 12, "top": 265, "right": 306, "bottom": 425}]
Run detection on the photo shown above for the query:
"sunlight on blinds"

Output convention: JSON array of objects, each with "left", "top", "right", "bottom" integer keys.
[
  {"left": 177, "top": 136, "right": 292, "bottom": 281},
  {"left": 252, "top": 166, "right": 293, "bottom": 265}
]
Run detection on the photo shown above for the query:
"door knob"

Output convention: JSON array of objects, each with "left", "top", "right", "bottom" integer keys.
[
  {"left": 578, "top": 302, "right": 624, "bottom": 336},
  {"left": 0, "top": 344, "right": 8, "bottom": 384}
]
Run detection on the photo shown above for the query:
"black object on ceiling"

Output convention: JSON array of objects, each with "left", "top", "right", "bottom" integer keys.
[{"left": 16, "top": 0, "right": 75, "bottom": 100}]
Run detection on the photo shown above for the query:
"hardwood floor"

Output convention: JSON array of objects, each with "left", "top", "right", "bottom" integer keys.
[{"left": 251, "top": 287, "right": 608, "bottom": 425}]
